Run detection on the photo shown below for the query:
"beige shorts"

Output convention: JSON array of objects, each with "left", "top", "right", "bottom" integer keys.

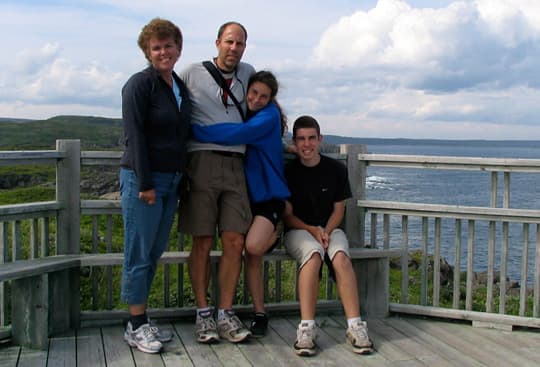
[
  {"left": 284, "top": 228, "right": 350, "bottom": 269},
  {"left": 178, "top": 151, "right": 252, "bottom": 236}
]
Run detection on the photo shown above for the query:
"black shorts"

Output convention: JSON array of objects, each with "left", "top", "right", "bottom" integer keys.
[{"left": 251, "top": 199, "right": 285, "bottom": 229}]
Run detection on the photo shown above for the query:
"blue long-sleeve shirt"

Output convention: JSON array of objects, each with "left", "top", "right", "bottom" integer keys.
[{"left": 192, "top": 102, "right": 290, "bottom": 203}]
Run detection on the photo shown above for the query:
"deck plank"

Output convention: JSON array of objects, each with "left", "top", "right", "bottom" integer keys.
[
  {"left": 272, "top": 315, "right": 349, "bottom": 367},
  {"left": 0, "top": 345, "right": 19, "bottom": 367},
  {"left": 319, "top": 316, "right": 390, "bottom": 367},
  {"left": 407, "top": 318, "right": 512, "bottom": 367},
  {"left": 101, "top": 325, "right": 135, "bottom": 367},
  {"left": 17, "top": 347, "right": 47, "bottom": 367},
  {"left": 131, "top": 346, "right": 165, "bottom": 367},
  {"left": 161, "top": 322, "right": 195, "bottom": 367},
  {"left": 208, "top": 317, "right": 256, "bottom": 367},
  {"left": 236, "top": 336, "right": 281, "bottom": 366},
  {"left": 173, "top": 319, "right": 222, "bottom": 366},
  {"left": 47, "top": 330, "right": 76, "bottom": 367},
  {"left": 370, "top": 318, "right": 453, "bottom": 366},
  {"left": 253, "top": 317, "right": 308, "bottom": 367},
  {"left": 2, "top": 315, "right": 540, "bottom": 366},
  {"left": 387, "top": 316, "right": 482, "bottom": 367},
  {"left": 442, "top": 323, "right": 540, "bottom": 367},
  {"left": 76, "top": 327, "right": 105, "bottom": 367}
]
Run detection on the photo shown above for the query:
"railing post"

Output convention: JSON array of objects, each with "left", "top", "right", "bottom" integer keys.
[
  {"left": 54, "top": 139, "right": 81, "bottom": 330},
  {"left": 341, "top": 144, "right": 389, "bottom": 318},
  {"left": 56, "top": 139, "right": 81, "bottom": 255},
  {"left": 340, "top": 144, "right": 366, "bottom": 246}
]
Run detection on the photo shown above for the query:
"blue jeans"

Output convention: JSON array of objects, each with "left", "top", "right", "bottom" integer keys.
[{"left": 120, "top": 168, "right": 181, "bottom": 305}]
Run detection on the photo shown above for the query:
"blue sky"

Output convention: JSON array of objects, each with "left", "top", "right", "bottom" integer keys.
[{"left": 2, "top": 0, "right": 540, "bottom": 139}]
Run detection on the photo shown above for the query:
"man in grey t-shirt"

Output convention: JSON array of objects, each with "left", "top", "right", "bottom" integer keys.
[{"left": 179, "top": 21, "right": 255, "bottom": 344}]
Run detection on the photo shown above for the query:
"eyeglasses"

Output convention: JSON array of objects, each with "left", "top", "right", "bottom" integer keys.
[{"left": 219, "top": 76, "right": 246, "bottom": 108}]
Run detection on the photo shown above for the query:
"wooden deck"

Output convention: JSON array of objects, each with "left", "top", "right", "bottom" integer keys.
[{"left": 1, "top": 314, "right": 540, "bottom": 366}]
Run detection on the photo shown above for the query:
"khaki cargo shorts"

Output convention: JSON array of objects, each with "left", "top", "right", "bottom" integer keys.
[
  {"left": 284, "top": 228, "right": 350, "bottom": 269},
  {"left": 178, "top": 151, "right": 252, "bottom": 236}
]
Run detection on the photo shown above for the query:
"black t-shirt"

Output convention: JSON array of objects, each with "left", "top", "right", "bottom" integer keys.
[{"left": 284, "top": 155, "right": 352, "bottom": 227}]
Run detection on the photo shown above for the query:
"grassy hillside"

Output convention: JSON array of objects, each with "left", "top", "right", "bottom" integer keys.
[{"left": 0, "top": 115, "right": 123, "bottom": 149}]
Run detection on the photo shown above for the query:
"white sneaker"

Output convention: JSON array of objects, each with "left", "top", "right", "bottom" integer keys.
[
  {"left": 124, "top": 322, "right": 162, "bottom": 354},
  {"left": 294, "top": 322, "right": 318, "bottom": 356},
  {"left": 346, "top": 320, "right": 373, "bottom": 354},
  {"left": 148, "top": 318, "right": 173, "bottom": 343},
  {"left": 217, "top": 310, "right": 251, "bottom": 343},
  {"left": 195, "top": 314, "right": 220, "bottom": 343}
]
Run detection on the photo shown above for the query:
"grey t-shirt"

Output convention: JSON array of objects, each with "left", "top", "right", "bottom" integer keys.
[{"left": 179, "top": 61, "right": 255, "bottom": 153}]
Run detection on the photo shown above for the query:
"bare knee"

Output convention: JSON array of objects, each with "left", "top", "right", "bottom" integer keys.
[
  {"left": 221, "top": 232, "right": 245, "bottom": 256},
  {"left": 245, "top": 240, "right": 266, "bottom": 257},
  {"left": 332, "top": 252, "right": 354, "bottom": 272}
]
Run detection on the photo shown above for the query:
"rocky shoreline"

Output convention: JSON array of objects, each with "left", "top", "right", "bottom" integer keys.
[{"left": 390, "top": 250, "right": 531, "bottom": 298}]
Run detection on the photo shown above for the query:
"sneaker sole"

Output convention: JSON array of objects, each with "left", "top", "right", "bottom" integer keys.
[
  {"left": 197, "top": 335, "right": 220, "bottom": 344},
  {"left": 218, "top": 332, "right": 251, "bottom": 343},
  {"left": 352, "top": 345, "right": 374, "bottom": 355},
  {"left": 125, "top": 339, "right": 162, "bottom": 354},
  {"left": 294, "top": 347, "right": 317, "bottom": 356}
]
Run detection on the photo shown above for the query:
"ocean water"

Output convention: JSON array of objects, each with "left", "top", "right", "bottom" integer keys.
[{"left": 362, "top": 140, "right": 540, "bottom": 282}]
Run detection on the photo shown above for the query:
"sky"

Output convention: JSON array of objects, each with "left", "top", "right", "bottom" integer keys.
[{"left": 2, "top": 0, "right": 540, "bottom": 140}]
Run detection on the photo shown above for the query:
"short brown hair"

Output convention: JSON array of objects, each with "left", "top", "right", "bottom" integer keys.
[
  {"left": 217, "top": 21, "right": 248, "bottom": 41},
  {"left": 293, "top": 115, "right": 320, "bottom": 138},
  {"left": 138, "top": 18, "right": 183, "bottom": 63}
]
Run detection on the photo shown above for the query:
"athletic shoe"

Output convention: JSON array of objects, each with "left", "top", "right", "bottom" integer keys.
[
  {"left": 124, "top": 321, "right": 162, "bottom": 354},
  {"left": 346, "top": 320, "right": 374, "bottom": 354},
  {"left": 294, "top": 322, "right": 318, "bottom": 356},
  {"left": 195, "top": 314, "right": 220, "bottom": 343},
  {"left": 217, "top": 310, "right": 251, "bottom": 342},
  {"left": 250, "top": 312, "right": 268, "bottom": 337},
  {"left": 148, "top": 318, "right": 173, "bottom": 343}
]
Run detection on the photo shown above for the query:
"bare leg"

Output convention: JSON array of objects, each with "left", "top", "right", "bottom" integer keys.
[
  {"left": 188, "top": 235, "right": 213, "bottom": 308},
  {"left": 128, "top": 304, "right": 146, "bottom": 316},
  {"left": 218, "top": 231, "right": 245, "bottom": 309},
  {"left": 298, "top": 253, "right": 322, "bottom": 320},
  {"left": 245, "top": 216, "right": 276, "bottom": 313},
  {"left": 332, "top": 252, "right": 360, "bottom": 319}
]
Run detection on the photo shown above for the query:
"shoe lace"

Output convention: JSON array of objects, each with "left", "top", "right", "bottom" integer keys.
[
  {"left": 351, "top": 323, "right": 369, "bottom": 340},
  {"left": 149, "top": 325, "right": 160, "bottom": 336},
  {"left": 198, "top": 316, "right": 216, "bottom": 331},
  {"left": 141, "top": 325, "right": 158, "bottom": 341},
  {"left": 297, "top": 327, "right": 314, "bottom": 342},
  {"left": 228, "top": 315, "right": 244, "bottom": 329}
]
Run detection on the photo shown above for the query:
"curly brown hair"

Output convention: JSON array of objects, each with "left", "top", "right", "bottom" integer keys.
[{"left": 137, "top": 18, "right": 183, "bottom": 63}]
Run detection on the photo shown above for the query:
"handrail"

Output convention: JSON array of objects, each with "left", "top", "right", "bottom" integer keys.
[
  {"left": 359, "top": 200, "right": 540, "bottom": 223},
  {"left": 359, "top": 153, "right": 540, "bottom": 172}
]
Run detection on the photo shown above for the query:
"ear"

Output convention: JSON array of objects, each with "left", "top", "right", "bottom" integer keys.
[{"left": 319, "top": 134, "right": 323, "bottom": 143}]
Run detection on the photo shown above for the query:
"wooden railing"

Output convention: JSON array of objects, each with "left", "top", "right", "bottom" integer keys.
[
  {"left": 2, "top": 141, "right": 394, "bottom": 348},
  {"left": 2, "top": 140, "right": 540, "bottom": 347},
  {"left": 359, "top": 153, "right": 540, "bottom": 327}
]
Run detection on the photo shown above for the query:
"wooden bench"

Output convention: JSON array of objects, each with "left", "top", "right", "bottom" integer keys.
[
  {"left": 0, "top": 255, "right": 82, "bottom": 349},
  {"left": 80, "top": 248, "right": 401, "bottom": 318},
  {"left": 1, "top": 247, "right": 400, "bottom": 349}
]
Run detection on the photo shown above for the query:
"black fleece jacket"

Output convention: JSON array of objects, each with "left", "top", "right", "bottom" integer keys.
[{"left": 120, "top": 66, "right": 191, "bottom": 191}]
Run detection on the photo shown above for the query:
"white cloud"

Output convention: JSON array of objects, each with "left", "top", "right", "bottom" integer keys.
[{"left": 1, "top": 0, "right": 540, "bottom": 139}]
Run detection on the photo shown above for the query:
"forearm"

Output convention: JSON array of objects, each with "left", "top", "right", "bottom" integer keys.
[{"left": 324, "top": 202, "right": 345, "bottom": 235}]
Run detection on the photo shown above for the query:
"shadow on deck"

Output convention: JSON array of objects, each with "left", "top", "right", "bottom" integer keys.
[{"left": 1, "top": 314, "right": 540, "bottom": 367}]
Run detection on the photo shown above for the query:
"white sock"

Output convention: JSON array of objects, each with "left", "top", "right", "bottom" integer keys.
[
  {"left": 347, "top": 317, "right": 362, "bottom": 328},
  {"left": 299, "top": 320, "right": 316, "bottom": 329},
  {"left": 196, "top": 307, "right": 212, "bottom": 321}
]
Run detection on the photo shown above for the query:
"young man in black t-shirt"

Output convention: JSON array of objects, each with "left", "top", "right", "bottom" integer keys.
[{"left": 283, "top": 115, "right": 373, "bottom": 356}]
